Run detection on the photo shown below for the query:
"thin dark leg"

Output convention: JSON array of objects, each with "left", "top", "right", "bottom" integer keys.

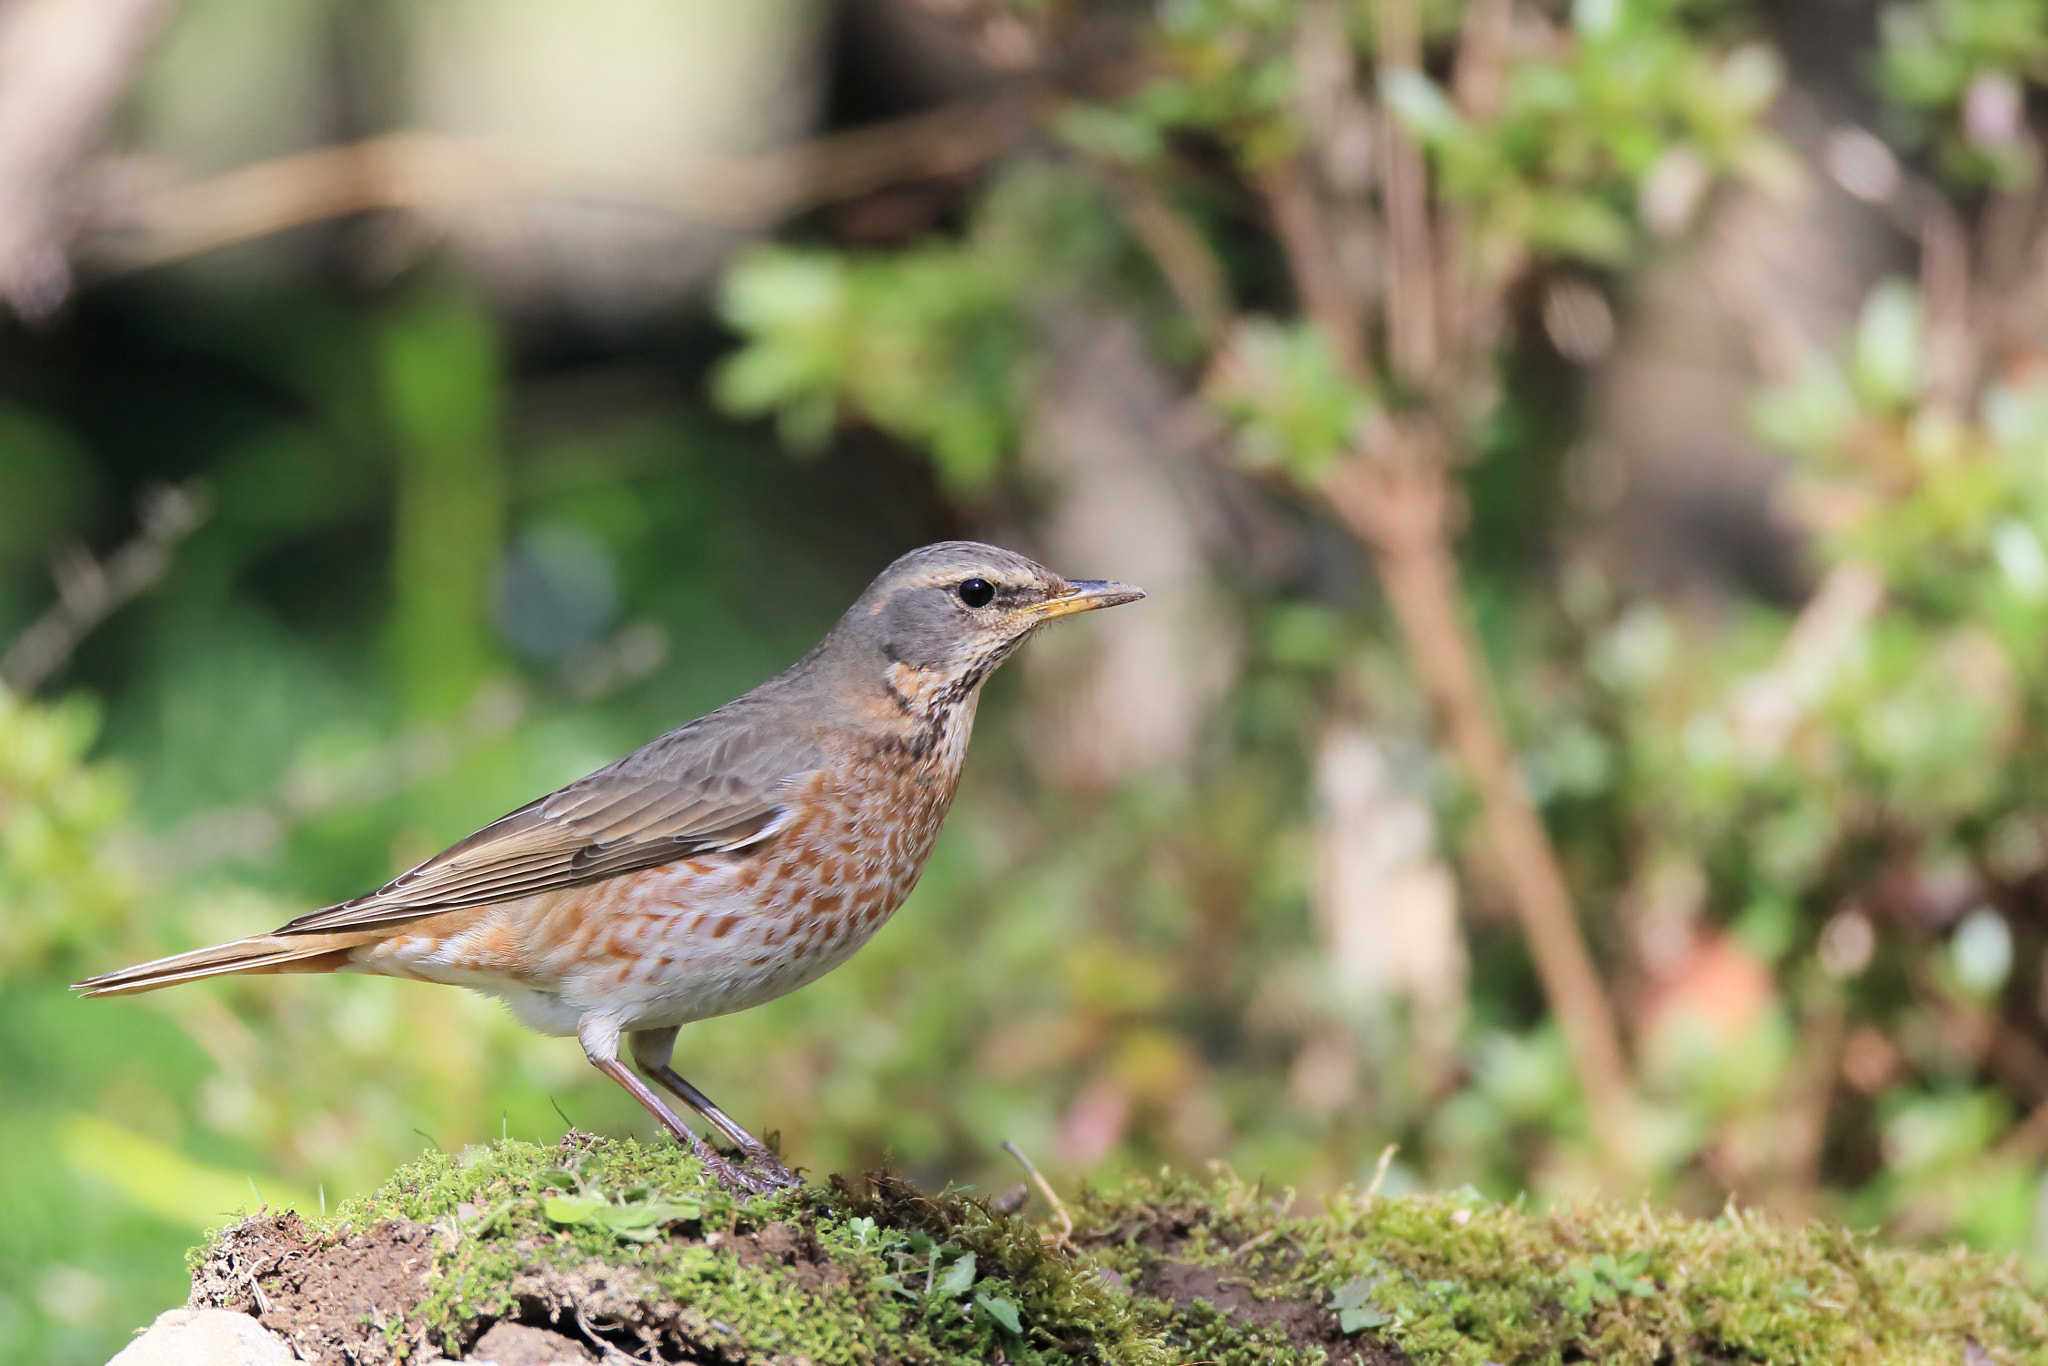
[
  {"left": 629, "top": 1028, "right": 799, "bottom": 1189},
  {"left": 584, "top": 1054, "right": 781, "bottom": 1196}
]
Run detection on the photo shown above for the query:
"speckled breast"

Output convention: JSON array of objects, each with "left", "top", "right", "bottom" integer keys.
[
  {"left": 542, "top": 697, "right": 977, "bottom": 1026},
  {"left": 359, "top": 691, "right": 981, "bottom": 1033}
]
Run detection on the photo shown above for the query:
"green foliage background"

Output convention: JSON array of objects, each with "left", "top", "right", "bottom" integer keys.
[{"left": 7, "top": 0, "right": 2048, "bottom": 1361}]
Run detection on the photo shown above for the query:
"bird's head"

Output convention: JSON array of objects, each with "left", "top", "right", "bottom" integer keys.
[{"left": 837, "top": 541, "right": 1144, "bottom": 701}]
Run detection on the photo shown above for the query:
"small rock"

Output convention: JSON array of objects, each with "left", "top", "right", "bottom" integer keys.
[
  {"left": 467, "top": 1321, "right": 597, "bottom": 1364},
  {"left": 105, "top": 1308, "right": 292, "bottom": 1366}
]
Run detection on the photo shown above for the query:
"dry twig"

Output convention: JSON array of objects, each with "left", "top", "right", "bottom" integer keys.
[
  {"left": 1102, "top": 168, "right": 1232, "bottom": 344},
  {"left": 1, "top": 481, "right": 209, "bottom": 695},
  {"left": 1234, "top": 0, "right": 1637, "bottom": 1174},
  {"left": 999, "top": 1140, "right": 1074, "bottom": 1247},
  {"left": 80, "top": 96, "right": 1035, "bottom": 274}
]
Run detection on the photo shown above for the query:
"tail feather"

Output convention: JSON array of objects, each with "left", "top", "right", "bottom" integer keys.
[{"left": 73, "top": 935, "right": 364, "bottom": 997}]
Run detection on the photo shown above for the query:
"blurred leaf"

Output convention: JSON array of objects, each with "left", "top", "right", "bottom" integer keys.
[
  {"left": 378, "top": 285, "right": 507, "bottom": 719},
  {"left": 1853, "top": 280, "right": 1924, "bottom": 410},
  {"left": 64, "top": 1114, "right": 314, "bottom": 1228},
  {"left": 0, "top": 405, "right": 93, "bottom": 567},
  {"left": 1204, "top": 320, "right": 1375, "bottom": 478}
]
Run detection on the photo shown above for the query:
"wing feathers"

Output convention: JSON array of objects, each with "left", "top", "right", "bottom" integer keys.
[{"left": 271, "top": 712, "right": 823, "bottom": 938}]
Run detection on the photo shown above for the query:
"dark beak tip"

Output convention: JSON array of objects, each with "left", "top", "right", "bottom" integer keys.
[{"left": 1077, "top": 580, "right": 1146, "bottom": 608}]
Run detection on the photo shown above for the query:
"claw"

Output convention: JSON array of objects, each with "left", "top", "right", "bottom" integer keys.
[
  {"left": 691, "top": 1136, "right": 784, "bottom": 1195},
  {"left": 739, "top": 1145, "right": 802, "bottom": 1190}
]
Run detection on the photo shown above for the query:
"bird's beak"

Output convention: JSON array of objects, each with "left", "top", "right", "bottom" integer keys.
[{"left": 1019, "top": 579, "right": 1147, "bottom": 623}]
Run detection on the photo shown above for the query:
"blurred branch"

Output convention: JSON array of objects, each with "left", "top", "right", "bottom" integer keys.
[
  {"left": 1, "top": 481, "right": 209, "bottom": 695},
  {"left": 0, "top": 0, "right": 178, "bottom": 318},
  {"left": 1248, "top": 64, "right": 1635, "bottom": 1170},
  {"left": 147, "top": 678, "right": 526, "bottom": 879},
  {"left": 1771, "top": 988, "right": 1845, "bottom": 1215},
  {"left": 1322, "top": 449, "right": 1634, "bottom": 1164},
  {"left": 1729, "top": 564, "right": 1885, "bottom": 759},
  {"left": 1374, "top": 0, "right": 1438, "bottom": 383},
  {"left": 1258, "top": 158, "right": 1368, "bottom": 377},
  {"left": 899, "top": 0, "right": 1044, "bottom": 72},
  {"left": 83, "top": 96, "right": 1035, "bottom": 272},
  {"left": 151, "top": 618, "right": 667, "bottom": 879},
  {"left": 1101, "top": 168, "right": 1231, "bottom": 345}
]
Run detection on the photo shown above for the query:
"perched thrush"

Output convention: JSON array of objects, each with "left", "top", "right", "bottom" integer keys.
[{"left": 78, "top": 542, "right": 1143, "bottom": 1192}]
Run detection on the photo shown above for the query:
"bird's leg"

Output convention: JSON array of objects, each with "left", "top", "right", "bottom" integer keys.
[
  {"left": 630, "top": 1027, "right": 800, "bottom": 1190},
  {"left": 579, "top": 1020, "right": 779, "bottom": 1196}
]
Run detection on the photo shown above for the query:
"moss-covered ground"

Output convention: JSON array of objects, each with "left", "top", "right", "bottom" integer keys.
[{"left": 187, "top": 1134, "right": 2048, "bottom": 1364}]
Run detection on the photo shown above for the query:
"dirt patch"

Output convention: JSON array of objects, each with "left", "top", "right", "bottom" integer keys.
[
  {"left": 192, "top": 1211, "right": 440, "bottom": 1364},
  {"left": 467, "top": 1321, "right": 597, "bottom": 1364},
  {"left": 189, "top": 1204, "right": 861, "bottom": 1363},
  {"left": 1137, "top": 1260, "right": 1411, "bottom": 1366},
  {"left": 1075, "top": 1205, "right": 1245, "bottom": 1258},
  {"left": 716, "top": 1220, "right": 849, "bottom": 1294}
]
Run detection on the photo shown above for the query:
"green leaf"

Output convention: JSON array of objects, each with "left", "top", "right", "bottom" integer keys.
[
  {"left": 1340, "top": 1306, "right": 1395, "bottom": 1333},
  {"left": 1382, "top": 70, "right": 1463, "bottom": 143},
  {"left": 543, "top": 1194, "right": 602, "bottom": 1226},
  {"left": 975, "top": 1293, "right": 1024, "bottom": 1334},
  {"left": 1853, "top": 278, "right": 1923, "bottom": 409},
  {"left": 540, "top": 1192, "right": 697, "bottom": 1240},
  {"left": 1052, "top": 104, "right": 1164, "bottom": 163},
  {"left": 936, "top": 1251, "right": 978, "bottom": 1298},
  {"left": 1204, "top": 319, "right": 1375, "bottom": 480},
  {"left": 599, "top": 1200, "right": 699, "bottom": 1232}
]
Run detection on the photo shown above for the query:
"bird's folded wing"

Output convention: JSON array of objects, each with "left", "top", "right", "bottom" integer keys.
[{"left": 274, "top": 708, "right": 824, "bottom": 936}]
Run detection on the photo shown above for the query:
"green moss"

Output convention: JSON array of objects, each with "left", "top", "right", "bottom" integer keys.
[
  {"left": 198, "top": 1139, "right": 2048, "bottom": 1365},
  {"left": 1073, "top": 1172, "right": 2048, "bottom": 1364}
]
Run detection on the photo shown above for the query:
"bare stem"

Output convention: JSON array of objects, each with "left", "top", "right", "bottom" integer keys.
[
  {"left": 1322, "top": 454, "right": 1634, "bottom": 1162},
  {"left": 1374, "top": 0, "right": 1438, "bottom": 382},
  {"left": 1252, "top": 87, "right": 1636, "bottom": 1170},
  {"left": 81, "top": 97, "right": 1033, "bottom": 273},
  {"left": 1, "top": 481, "right": 210, "bottom": 695},
  {"left": 999, "top": 1140, "right": 1074, "bottom": 1247}
]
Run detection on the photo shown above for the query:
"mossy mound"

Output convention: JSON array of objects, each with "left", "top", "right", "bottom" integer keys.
[{"left": 187, "top": 1134, "right": 2047, "bottom": 1364}]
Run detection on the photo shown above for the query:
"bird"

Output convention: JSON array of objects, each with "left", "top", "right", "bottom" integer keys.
[{"left": 77, "top": 541, "right": 1143, "bottom": 1193}]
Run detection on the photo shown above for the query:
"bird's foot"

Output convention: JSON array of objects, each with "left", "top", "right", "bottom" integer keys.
[
  {"left": 735, "top": 1142, "right": 802, "bottom": 1191},
  {"left": 684, "top": 1133, "right": 800, "bottom": 1195}
]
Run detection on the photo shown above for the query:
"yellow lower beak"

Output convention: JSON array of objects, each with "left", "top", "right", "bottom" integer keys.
[{"left": 1019, "top": 580, "right": 1147, "bottom": 623}]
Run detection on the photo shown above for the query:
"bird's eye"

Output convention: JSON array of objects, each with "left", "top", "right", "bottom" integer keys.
[{"left": 957, "top": 578, "right": 995, "bottom": 608}]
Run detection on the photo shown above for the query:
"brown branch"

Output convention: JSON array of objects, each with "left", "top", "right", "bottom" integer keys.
[
  {"left": 1432, "top": 0, "right": 1514, "bottom": 370},
  {"left": 1257, "top": 158, "right": 1368, "bottom": 376},
  {"left": 82, "top": 96, "right": 1035, "bottom": 272},
  {"left": 1450, "top": 0, "right": 1514, "bottom": 122},
  {"left": 1, "top": 481, "right": 209, "bottom": 694},
  {"left": 1101, "top": 168, "right": 1232, "bottom": 345},
  {"left": 0, "top": 0, "right": 179, "bottom": 317},
  {"left": 1251, "top": 112, "right": 1635, "bottom": 1175},
  {"left": 1322, "top": 450, "right": 1634, "bottom": 1161},
  {"left": 1374, "top": 0, "right": 1438, "bottom": 383},
  {"left": 1769, "top": 988, "right": 1845, "bottom": 1216}
]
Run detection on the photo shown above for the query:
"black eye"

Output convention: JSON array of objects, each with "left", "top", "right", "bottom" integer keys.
[{"left": 957, "top": 578, "right": 995, "bottom": 608}]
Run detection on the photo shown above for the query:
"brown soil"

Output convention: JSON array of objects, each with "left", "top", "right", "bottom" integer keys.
[
  {"left": 466, "top": 1321, "right": 597, "bottom": 1364},
  {"left": 191, "top": 1212, "right": 440, "bottom": 1364},
  {"left": 716, "top": 1220, "right": 848, "bottom": 1295},
  {"left": 1135, "top": 1259, "right": 1412, "bottom": 1366},
  {"left": 187, "top": 1207, "right": 858, "bottom": 1364}
]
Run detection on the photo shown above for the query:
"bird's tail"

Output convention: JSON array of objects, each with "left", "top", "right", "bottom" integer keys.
[{"left": 73, "top": 933, "right": 365, "bottom": 997}]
